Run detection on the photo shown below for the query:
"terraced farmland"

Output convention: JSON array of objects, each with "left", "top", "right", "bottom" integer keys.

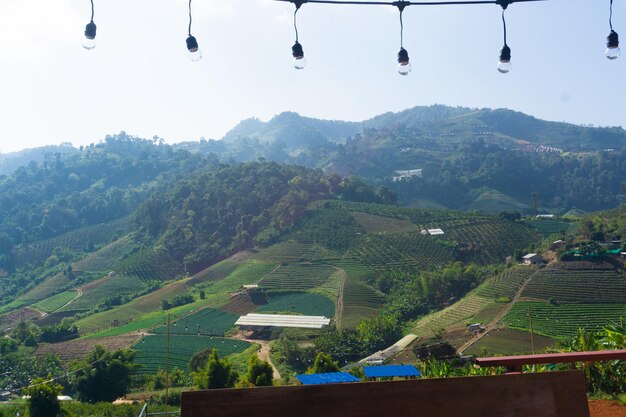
[
  {"left": 258, "top": 263, "right": 337, "bottom": 291},
  {"left": 33, "top": 290, "right": 78, "bottom": 313},
  {"left": 525, "top": 219, "right": 574, "bottom": 237},
  {"left": 521, "top": 263, "right": 626, "bottom": 304},
  {"left": 72, "top": 235, "right": 134, "bottom": 273},
  {"left": 113, "top": 248, "right": 183, "bottom": 283},
  {"left": 254, "top": 241, "right": 337, "bottom": 263},
  {"left": 503, "top": 301, "right": 626, "bottom": 338},
  {"left": 412, "top": 294, "right": 494, "bottom": 337},
  {"left": 13, "top": 217, "right": 131, "bottom": 267},
  {"left": 18, "top": 272, "right": 71, "bottom": 304},
  {"left": 64, "top": 274, "right": 148, "bottom": 312},
  {"left": 132, "top": 335, "right": 250, "bottom": 374},
  {"left": 219, "top": 293, "right": 259, "bottom": 315},
  {"left": 445, "top": 220, "right": 540, "bottom": 264},
  {"left": 350, "top": 233, "right": 455, "bottom": 272},
  {"left": 476, "top": 266, "right": 534, "bottom": 299},
  {"left": 151, "top": 307, "right": 239, "bottom": 336},
  {"left": 351, "top": 212, "right": 418, "bottom": 233},
  {"left": 256, "top": 292, "right": 335, "bottom": 317}
]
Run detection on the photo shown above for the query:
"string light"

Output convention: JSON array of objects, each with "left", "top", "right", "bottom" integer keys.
[
  {"left": 397, "top": 2, "right": 411, "bottom": 75},
  {"left": 83, "top": 0, "right": 97, "bottom": 50},
  {"left": 496, "top": 0, "right": 512, "bottom": 73},
  {"left": 292, "top": 2, "right": 307, "bottom": 69},
  {"left": 606, "top": 0, "right": 620, "bottom": 60},
  {"left": 186, "top": 0, "right": 202, "bottom": 62}
]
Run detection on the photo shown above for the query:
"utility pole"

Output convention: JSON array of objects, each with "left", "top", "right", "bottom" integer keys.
[
  {"left": 165, "top": 313, "right": 171, "bottom": 414},
  {"left": 527, "top": 306, "right": 535, "bottom": 355}
]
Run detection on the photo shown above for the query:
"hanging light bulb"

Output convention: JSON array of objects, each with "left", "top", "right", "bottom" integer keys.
[
  {"left": 498, "top": 45, "right": 512, "bottom": 73},
  {"left": 292, "top": 41, "right": 306, "bottom": 70},
  {"left": 186, "top": 0, "right": 202, "bottom": 62},
  {"left": 186, "top": 35, "right": 202, "bottom": 62},
  {"left": 606, "top": 0, "right": 620, "bottom": 59},
  {"left": 83, "top": 0, "right": 96, "bottom": 50},
  {"left": 396, "top": 3, "right": 411, "bottom": 76},
  {"left": 496, "top": 2, "right": 512, "bottom": 74},
  {"left": 397, "top": 47, "right": 411, "bottom": 76}
]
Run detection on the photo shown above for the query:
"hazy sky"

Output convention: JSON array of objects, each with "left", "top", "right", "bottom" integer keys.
[{"left": 0, "top": 0, "right": 623, "bottom": 153}]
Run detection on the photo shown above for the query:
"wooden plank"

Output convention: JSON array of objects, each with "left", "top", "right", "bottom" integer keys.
[
  {"left": 182, "top": 371, "right": 589, "bottom": 417},
  {"left": 474, "top": 349, "right": 626, "bottom": 368}
]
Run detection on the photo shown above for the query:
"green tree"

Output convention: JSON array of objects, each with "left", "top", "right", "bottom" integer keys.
[
  {"left": 23, "top": 375, "right": 63, "bottom": 417},
  {"left": 307, "top": 352, "right": 340, "bottom": 374},
  {"left": 73, "top": 346, "right": 136, "bottom": 403},
  {"left": 246, "top": 355, "right": 273, "bottom": 386},
  {"left": 192, "top": 349, "right": 238, "bottom": 389}
]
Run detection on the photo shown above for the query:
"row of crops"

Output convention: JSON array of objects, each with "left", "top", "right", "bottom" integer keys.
[
  {"left": 254, "top": 241, "right": 336, "bottom": 263},
  {"left": 521, "top": 266, "right": 626, "bottom": 304},
  {"left": 524, "top": 219, "right": 574, "bottom": 237},
  {"left": 349, "top": 233, "right": 455, "bottom": 272},
  {"left": 72, "top": 235, "right": 134, "bottom": 273},
  {"left": 412, "top": 294, "right": 494, "bottom": 336},
  {"left": 64, "top": 275, "right": 149, "bottom": 312},
  {"left": 151, "top": 307, "right": 238, "bottom": 336},
  {"left": 502, "top": 301, "right": 626, "bottom": 338},
  {"left": 255, "top": 292, "right": 335, "bottom": 317},
  {"left": 13, "top": 217, "right": 131, "bottom": 267},
  {"left": 132, "top": 335, "right": 250, "bottom": 374},
  {"left": 476, "top": 267, "right": 534, "bottom": 299},
  {"left": 258, "top": 263, "right": 337, "bottom": 291},
  {"left": 112, "top": 248, "right": 183, "bottom": 283},
  {"left": 33, "top": 290, "right": 77, "bottom": 313}
]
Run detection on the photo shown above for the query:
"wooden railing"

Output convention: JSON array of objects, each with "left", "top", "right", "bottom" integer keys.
[{"left": 473, "top": 349, "right": 626, "bottom": 372}]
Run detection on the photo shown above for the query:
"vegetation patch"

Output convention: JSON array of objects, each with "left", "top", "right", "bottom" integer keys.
[
  {"left": 132, "top": 335, "right": 250, "bottom": 374},
  {"left": 258, "top": 263, "right": 337, "bottom": 291},
  {"left": 256, "top": 292, "right": 335, "bottom": 317},
  {"left": 151, "top": 308, "right": 239, "bottom": 336},
  {"left": 33, "top": 290, "right": 78, "bottom": 313},
  {"left": 464, "top": 328, "right": 556, "bottom": 356},
  {"left": 351, "top": 211, "right": 418, "bottom": 234},
  {"left": 72, "top": 235, "right": 134, "bottom": 273},
  {"left": 502, "top": 301, "right": 626, "bottom": 338},
  {"left": 524, "top": 219, "right": 574, "bottom": 237}
]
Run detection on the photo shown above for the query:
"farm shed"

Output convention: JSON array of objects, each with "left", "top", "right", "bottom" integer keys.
[
  {"left": 522, "top": 253, "right": 544, "bottom": 265},
  {"left": 235, "top": 313, "right": 330, "bottom": 330}
]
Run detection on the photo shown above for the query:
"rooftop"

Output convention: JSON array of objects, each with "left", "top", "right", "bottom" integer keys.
[{"left": 235, "top": 313, "right": 331, "bottom": 329}]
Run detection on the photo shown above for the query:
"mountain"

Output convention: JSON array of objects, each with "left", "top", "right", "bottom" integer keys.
[{"left": 0, "top": 143, "right": 79, "bottom": 176}]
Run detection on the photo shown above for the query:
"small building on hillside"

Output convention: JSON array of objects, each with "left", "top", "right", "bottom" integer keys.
[
  {"left": 535, "top": 214, "right": 555, "bottom": 219},
  {"left": 392, "top": 169, "right": 423, "bottom": 182},
  {"left": 421, "top": 228, "right": 445, "bottom": 236},
  {"left": 522, "top": 253, "right": 544, "bottom": 265}
]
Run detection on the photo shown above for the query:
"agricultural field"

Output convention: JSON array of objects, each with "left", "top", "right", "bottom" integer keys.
[
  {"left": 35, "top": 334, "right": 140, "bottom": 362},
  {"left": 132, "top": 335, "right": 250, "bottom": 374},
  {"left": 475, "top": 266, "right": 534, "bottom": 300},
  {"left": 253, "top": 241, "right": 337, "bottom": 263},
  {"left": 520, "top": 263, "right": 626, "bottom": 304},
  {"left": 351, "top": 212, "right": 418, "bottom": 233},
  {"left": 464, "top": 329, "right": 556, "bottom": 356},
  {"left": 349, "top": 232, "right": 455, "bottom": 272},
  {"left": 0, "top": 307, "right": 43, "bottom": 331},
  {"left": 63, "top": 274, "right": 148, "bottom": 312},
  {"left": 524, "top": 219, "right": 575, "bottom": 237},
  {"left": 33, "top": 290, "right": 78, "bottom": 313},
  {"left": 151, "top": 307, "right": 239, "bottom": 336},
  {"left": 502, "top": 301, "right": 626, "bottom": 338},
  {"left": 219, "top": 293, "right": 259, "bottom": 315},
  {"left": 412, "top": 294, "right": 495, "bottom": 337},
  {"left": 72, "top": 235, "right": 134, "bottom": 273},
  {"left": 112, "top": 248, "right": 183, "bottom": 283},
  {"left": 13, "top": 216, "right": 131, "bottom": 267},
  {"left": 258, "top": 263, "right": 337, "bottom": 291},
  {"left": 76, "top": 257, "right": 269, "bottom": 335},
  {"left": 256, "top": 292, "right": 335, "bottom": 317},
  {"left": 17, "top": 272, "right": 71, "bottom": 304}
]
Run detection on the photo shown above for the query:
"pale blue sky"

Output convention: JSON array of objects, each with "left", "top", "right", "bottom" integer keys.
[{"left": 0, "top": 0, "right": 622, "bottom": 153}]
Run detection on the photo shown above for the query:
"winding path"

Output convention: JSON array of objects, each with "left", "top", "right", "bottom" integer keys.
[{"left": 52, "top": 288, "right": 83, "bottom": 313}]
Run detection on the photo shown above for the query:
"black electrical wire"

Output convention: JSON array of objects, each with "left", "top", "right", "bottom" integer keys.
[
  {"left": 502, "top": 8, "right": 507, "bottom": 45},
  {"left": 89, "top": 0, "right": 94, "bottom": 22},
  {"left": 609, "top": 0, "right": 614, "bottom": 31},
  {"left": 294, "top": 7, "right": 300, "bottom": 42},
  {"left": 188, "top": 0, "right": 193, "bottom": 36}
]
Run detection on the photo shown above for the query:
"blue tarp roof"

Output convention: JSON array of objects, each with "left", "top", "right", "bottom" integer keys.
[
  {"left": 363, "top": 364, "right": 421, "bottom": 379},
  {"left": 296, "top": 372, "right": 360, "bottom": 385}
]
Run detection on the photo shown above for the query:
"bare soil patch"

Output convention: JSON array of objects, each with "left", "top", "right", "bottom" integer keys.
[{"left": 35, "top": 334, "right": 140, "bottom": 362}]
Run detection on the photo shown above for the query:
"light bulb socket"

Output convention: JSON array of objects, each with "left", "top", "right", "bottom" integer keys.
[
  {"left": 186, "top": 35, "right": 199, "bottom": 52},
  {"left": 499, "top": 45, "right": 511, "bottom": 62},
  {"left": 607, "top": 30, "right": 619, "bottom": 48},
  {"left": 292, "top": 41, "right": 304, "bottom": 59},
  {"left": 397, "top": 47, "right": 409, "bottom": 64},
  {"left": 84, "top": 22, "right": 97, "bottom": 39}
]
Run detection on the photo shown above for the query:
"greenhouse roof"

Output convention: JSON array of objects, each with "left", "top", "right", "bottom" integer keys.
[{"left": 235, "top": 313, "right": 330, "bottom": 329}]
